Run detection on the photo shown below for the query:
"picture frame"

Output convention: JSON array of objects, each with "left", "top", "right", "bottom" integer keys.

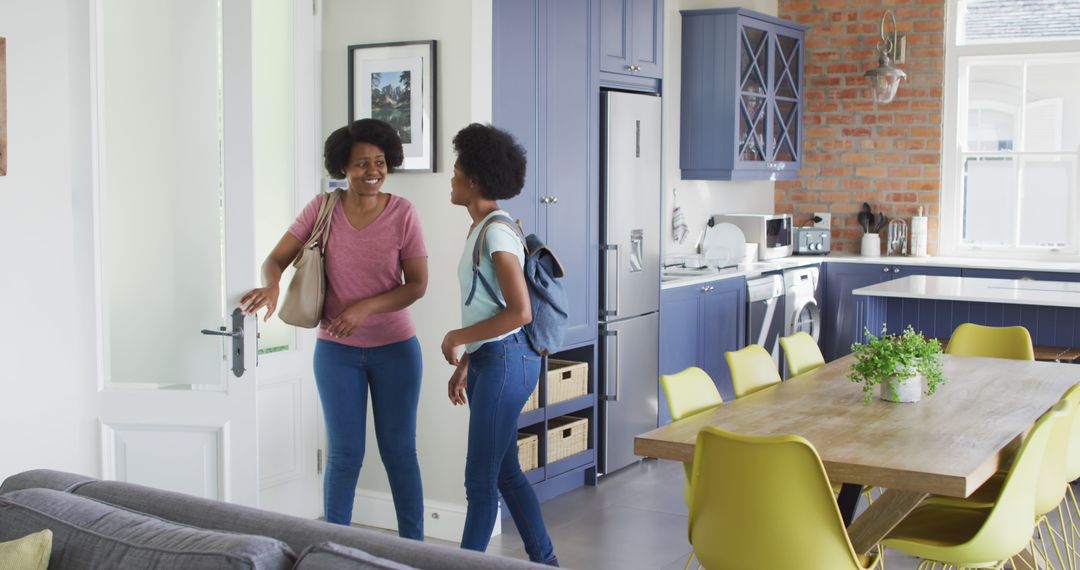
[
  {"left": 348, "top": 40, "right": 437, "bottom": 173},
  {"left": 1, "top": 37, "right": 7, "bottom": 176}
]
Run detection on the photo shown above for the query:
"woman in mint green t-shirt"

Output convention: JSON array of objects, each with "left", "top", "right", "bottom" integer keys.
[{"left": 440, "top": 123, "right": 558, "bottom": 566}]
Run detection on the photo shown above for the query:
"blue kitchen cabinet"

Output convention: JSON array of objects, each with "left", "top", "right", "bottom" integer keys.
[
  {"left": 600, "top": 0, "right": 664, "bottom": 88},
  {"left": 494, "top": 0, "right": 598, "bottom": 349},
  {"left": 493, "top": 0, "right": 600, "bottom": 501},
  {"left": 822, "top": 263, "right": 961, "bottom": 361},
  {"left": 659, "top": 277, "right": 746, "bottom": 425},
  {"left": 822, "top": 264, "right": 891, "bottom": 361},
  {"left": 961, "top": 268, "right": 1080, "bottom": 283},
  {"left": 680, "top": 9, "right": 806, "bottom": 181}
]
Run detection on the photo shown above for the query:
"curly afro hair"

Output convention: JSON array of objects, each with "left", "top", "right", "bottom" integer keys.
[
  {"left": 452, "top": 123, "right": 527, "bottom": 201},
  {"left": 324, "top": 119, "right": 405, "bottom": 178}
]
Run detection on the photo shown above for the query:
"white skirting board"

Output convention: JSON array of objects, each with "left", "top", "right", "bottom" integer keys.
[{"left": 350, "top": 489, "right": 502, "bottom": 542}]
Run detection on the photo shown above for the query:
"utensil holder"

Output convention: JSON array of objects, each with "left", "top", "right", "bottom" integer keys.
[{"left": 860, "top": 233, "right": 881, "bottom": 257}]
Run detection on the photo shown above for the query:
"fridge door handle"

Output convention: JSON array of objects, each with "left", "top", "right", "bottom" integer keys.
[
  {"left": 602, "top": 244, "right": 620, "bottom": 317},
  {"left": 603, "top": 329, "right": 619, "bottom": 401}
]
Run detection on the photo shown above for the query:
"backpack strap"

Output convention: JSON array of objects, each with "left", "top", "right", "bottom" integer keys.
[{"left": 465, "top": 214, "right": 527, "bottom": 309}]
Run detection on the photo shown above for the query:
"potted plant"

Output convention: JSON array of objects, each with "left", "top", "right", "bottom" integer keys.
[{"left": 848, "top": 326, "right": 946, "bottom": 403}]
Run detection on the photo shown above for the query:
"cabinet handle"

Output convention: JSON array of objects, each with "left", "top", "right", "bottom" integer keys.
[
  {"left": 539, "top": 196, "right": 550, "bottom": 204},
  {"left": 882, "top": 267, "right": 890, "bottom": 273},
  {"left": 550, "top": 196, "right": 558, "bottom": 204},
  {"left": 893, "top": 268, "right": 901, "bottom": 273}
]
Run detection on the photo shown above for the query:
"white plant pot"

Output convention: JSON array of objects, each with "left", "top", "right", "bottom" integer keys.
[{"left": 879, "top": 373, "right": 923, "bottom": 403}]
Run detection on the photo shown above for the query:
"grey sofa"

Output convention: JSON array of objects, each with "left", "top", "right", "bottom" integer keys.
[{"left": 0, "top": 470, "right": 545, "bottom": 569}]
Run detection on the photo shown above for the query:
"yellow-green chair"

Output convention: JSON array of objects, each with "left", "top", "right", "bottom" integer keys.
[
  {"left": 882, "top": 400, "right": 1071, "bottom": 569},
  {"left": 780, "top": 331, "right": 826, "bottom": 377},
  {"left": 687, "top": 427, "right": 882, "bottom": 570},
  {"left": 1065, "top": 385, "right": 1080, "bottom": 559},
  {"left": 944, "top": 323, "right": 1035, "bottom": 360},
  {"left": 660, "top": 367, "right": 723, "bottom": 570},
  {"left": 659, "top": 366, "right": 724, "bottom": 507},
  {"left": 726, "top": 344, "right": 781, "bottom": 399},
  {"left": 920, "top": 388, "right": 1079, "bottom": 568}
]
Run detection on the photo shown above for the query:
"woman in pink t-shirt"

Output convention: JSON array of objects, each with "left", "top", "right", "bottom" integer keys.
[{"left": 240, "top": 119, "right": 428, "bottom": 539}]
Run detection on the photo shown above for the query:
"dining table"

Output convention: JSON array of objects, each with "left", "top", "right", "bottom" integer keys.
[{"left": 634, "top": 353, "right": 1080, "bottom": 556}]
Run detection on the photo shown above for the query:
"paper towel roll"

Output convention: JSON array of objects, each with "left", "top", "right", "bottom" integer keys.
[{"left": 911, "top": 215, "right": 928, "bottom": 257}]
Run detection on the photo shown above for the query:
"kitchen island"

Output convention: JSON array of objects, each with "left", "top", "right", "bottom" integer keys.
[{"left": 851, "top": 275, "right": 1080, "bottom": 355}]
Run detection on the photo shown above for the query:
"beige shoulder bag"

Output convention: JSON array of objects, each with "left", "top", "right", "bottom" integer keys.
[{"left": 279, "top": 189, "right": 342, "bottom": 328}]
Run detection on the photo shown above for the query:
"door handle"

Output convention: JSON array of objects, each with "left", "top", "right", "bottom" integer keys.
[
  {"left": 603, "top": 330, "right": 619, "bottom": 401},
  {"left": 200, "top": 307, "right": 245, "bottom": 378},
  {"left": 602, "top": 244, "right": 620, "bottom": 317}
]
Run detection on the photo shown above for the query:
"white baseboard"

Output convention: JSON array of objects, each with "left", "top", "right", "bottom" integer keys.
[{"left": 351, "top": 489, "right": 502, "bottom": 543}]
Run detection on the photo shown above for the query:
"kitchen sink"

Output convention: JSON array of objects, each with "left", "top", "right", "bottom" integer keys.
[{"left": 662, "top": 266, "right": 741, "bottom": 282}]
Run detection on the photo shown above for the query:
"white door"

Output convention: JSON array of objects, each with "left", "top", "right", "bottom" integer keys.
[{"left": 92, "top": 0, "right": 261, "bottom": 506}]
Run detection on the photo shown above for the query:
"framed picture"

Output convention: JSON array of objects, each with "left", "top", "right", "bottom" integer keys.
[
  {"left": 1, "top": 37, "right": 7, "bottom": 176},
  {"left": 348, "top": 40, "right": 437, "bottom": 173}
]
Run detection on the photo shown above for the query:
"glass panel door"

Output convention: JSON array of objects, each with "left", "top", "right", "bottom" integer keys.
[
  {"left": 738, "top": 24, "right": 768, "bottom": 164},
  {"left": 99, "top": 0, "right": 228, "bottom": 390},
  {"left": 772, "top": 32, "right": 801, "bottom": 163},
  {"left": 95, "top": 0, "right": 259, "bottom": 506}
]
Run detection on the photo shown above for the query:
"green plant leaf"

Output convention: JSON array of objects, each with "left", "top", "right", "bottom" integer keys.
[{"left": 848, "top": 325, "right": 947, "bottom": 404}]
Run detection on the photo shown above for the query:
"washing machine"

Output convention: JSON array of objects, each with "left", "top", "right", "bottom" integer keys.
[{"left": 784, "top": 266, "right": 822, "bottom": 341}]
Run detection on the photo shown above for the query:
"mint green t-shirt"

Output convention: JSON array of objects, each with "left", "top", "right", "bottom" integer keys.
[{"left": 458, "top": 211, "right": 526, "bottom": 353}]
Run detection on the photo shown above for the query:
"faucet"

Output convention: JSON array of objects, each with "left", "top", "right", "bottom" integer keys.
[{"left": 887, "top": 219, "right": 908, "bottom": 256}]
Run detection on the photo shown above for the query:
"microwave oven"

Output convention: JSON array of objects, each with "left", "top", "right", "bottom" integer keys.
[{"left": 711, "top": 213, "right": 793, "bottom": 261}]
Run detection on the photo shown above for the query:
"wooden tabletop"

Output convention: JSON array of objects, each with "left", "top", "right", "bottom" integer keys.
[{"left": 635, "top": 354, "right": 1080, "bottom": 498}]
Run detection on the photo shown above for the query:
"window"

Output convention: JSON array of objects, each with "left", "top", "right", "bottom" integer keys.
[{"left": 942, "top": 0, "right": 1080, "bottom": 257}]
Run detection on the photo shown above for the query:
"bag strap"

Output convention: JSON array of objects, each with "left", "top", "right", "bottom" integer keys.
[
  {"left": 464, "top": 214, "right": 527, "bottom": 309},
  {"left": 295, "top": 190, "right": 341, "bottom": 263}
]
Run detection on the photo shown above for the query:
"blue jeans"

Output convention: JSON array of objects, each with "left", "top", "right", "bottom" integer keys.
[
  {"left": 461, "top": 332, "right": 557, "bottom": 564},
  {"left": 314, "top": 337, "right": 424, "bottom": 540}
]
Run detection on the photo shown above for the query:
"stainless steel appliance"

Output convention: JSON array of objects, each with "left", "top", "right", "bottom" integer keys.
[
  {"left": 794, "top": 227, "right": 831, "bottom": 255},
  {"left": 599, "top": 91, "right": 661, "bottom": 475},
  {"left": 746, "top": 274, "right": 785, "bottom": 374},
  {"left": 712, "top": 213, "right": 793, "bottom": 260}
]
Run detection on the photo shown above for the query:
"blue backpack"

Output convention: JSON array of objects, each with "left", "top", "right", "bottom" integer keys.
[{"left": 465, "top": 214, "right": 569, "bottom": 355}]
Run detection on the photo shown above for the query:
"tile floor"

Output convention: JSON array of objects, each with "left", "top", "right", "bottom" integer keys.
[{"left": 484, "top": 458, "right": 924, "bottom": 569}]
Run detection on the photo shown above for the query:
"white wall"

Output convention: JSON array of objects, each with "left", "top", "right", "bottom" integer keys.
[
  {"left": 0, "top": 0, "right": 99, "bottom": 480},
  {"left": 321, "top": 0, "right": 487, "bottom": 537},
  {"left": 661, "top": 0, "right": 779, "bottom": 256}
]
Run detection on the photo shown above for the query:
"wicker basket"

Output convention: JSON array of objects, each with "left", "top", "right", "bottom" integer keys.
[
  {"left": 522, "top": 383, "right": 540, "bottom": 413},
  {"left": 546, "top": 359, "right": 588, "bottom": 404},
  {"left": 547, "top": 416, "right": 588, "bottom": 463},
  {"left": 517, "top": 432, "right": 539, "bottom": 472}
]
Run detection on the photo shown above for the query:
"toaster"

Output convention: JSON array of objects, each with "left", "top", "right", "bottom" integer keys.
[{"left": 794, "top": 227, "right": 831, "bottom": 255}]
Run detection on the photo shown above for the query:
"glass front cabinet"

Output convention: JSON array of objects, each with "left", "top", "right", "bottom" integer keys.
[{"left": 680, "top": 8, "right": 806, "bottom": 181}]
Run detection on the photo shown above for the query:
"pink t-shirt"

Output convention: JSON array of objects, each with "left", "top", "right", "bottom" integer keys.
[{"left": 288, "top": 193, "right": 427, "bottom": 348}]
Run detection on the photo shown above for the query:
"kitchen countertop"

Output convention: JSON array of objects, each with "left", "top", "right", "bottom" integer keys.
[
  {"left": 660, "top": 252, "right": 1080, "bottom": 290},
  {"left": 660, "top": 257, "right": 823, "bottom": 289},
  {"left": 852, "top": 275, "right": 1080, "bottom": 308},
  {"left": 824, "top": 252, "right": 1080, "bottom": 273}
]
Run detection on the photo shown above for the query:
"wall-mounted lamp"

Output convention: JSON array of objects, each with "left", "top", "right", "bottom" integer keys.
[{"left": 864, "top": 9, "right": 907, "bottom": 104}]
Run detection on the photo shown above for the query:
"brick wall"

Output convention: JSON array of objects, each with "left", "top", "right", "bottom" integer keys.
[{"left": 776, "top": 0, "right": 946, "bottom": 254}]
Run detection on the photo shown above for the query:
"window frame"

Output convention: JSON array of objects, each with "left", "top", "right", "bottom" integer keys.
[{"left": 940, "top": 0, "right": 1080, "bottom": 260}]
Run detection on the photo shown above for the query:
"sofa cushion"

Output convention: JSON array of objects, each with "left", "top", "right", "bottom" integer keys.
[
  {"left": 0, "top": 470, "right": 97, "bottom": 494},
  {"left": 0, "top": 489, "right": 295, "bottom": 569},
  {"left": 70, "top": 479, "right": 546, "bottom": 569},
  {"left": 0, "top": 529, "right": 52, "bottom": 570},
  {"left": 293, "top": 541, "right": 417, "bottom": 570}
]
